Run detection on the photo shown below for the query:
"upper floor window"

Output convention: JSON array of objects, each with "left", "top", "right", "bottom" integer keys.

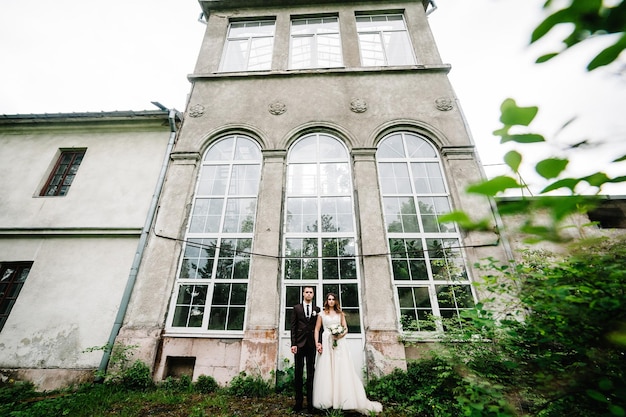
[
  {"left": 40, "top": 149, "right": 86, "bottom": 196},
  {"left": 290, "top": 17, "right": 343, "bottom": 69},
  {"left": 0, "top": 262, "right": 32, "bottom": 331},
  {"left": 356, "top": 14, "right": 416, "bottom": 67},
  {"left": 167, "top": 135, "right": 262, "bottom": 333},
  {"left": 220, "top": 20, "right": 275, "bottom": 72}
]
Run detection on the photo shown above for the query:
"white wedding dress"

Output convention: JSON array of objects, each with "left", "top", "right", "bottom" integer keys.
[{"left": 312, "top": 311, "right": 382, "bottom": 414}]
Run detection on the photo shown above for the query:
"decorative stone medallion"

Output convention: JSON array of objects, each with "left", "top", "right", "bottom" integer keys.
[
  {"left": 188, "top": 104, "right": 205, "bottom": 118},
  {"left": 268, "top": 101, "right": 287, "bottom": 115},
  {"left": 435, "top": 97, "right": 454, "bottom": 111},
  {"left": 350, "top": 98, "right": 367, "bottom": 113}
]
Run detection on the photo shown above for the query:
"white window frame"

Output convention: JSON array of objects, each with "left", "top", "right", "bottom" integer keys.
[
  {"left": 356, "top": 13, "right": 416, "bottom": 67},
  {"left": 376, "top": 132, "right": 475, "bottom": 336},
  {"left": 280, "top": 133, "right": 364, "bottom": 336},
  {"left": 165, "top": 135, "right": 262, "bottom": 337},
  {"left": 220, "top": 20, "right": 276, "bottom": 72},
  {"left": 289, "top": 16, "right": 343, "bottom": 69}
]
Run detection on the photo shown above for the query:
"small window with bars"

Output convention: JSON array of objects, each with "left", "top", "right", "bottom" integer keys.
[{"left": 40, "top": 149, "right": 86, "bottom": 196}]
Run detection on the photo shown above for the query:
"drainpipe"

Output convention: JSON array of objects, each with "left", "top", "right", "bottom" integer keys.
[{"left": 96, "top": 105, "right": 182, "bottom": 380}]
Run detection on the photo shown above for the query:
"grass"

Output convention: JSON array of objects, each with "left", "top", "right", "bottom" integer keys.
[{"left": 2, "top": 382, "right": 417, "bottom": 417}]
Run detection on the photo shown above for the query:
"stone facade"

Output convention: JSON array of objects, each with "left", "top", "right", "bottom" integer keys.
[{"left": 118, "top": 0, "right": 507, "bottom": 386}]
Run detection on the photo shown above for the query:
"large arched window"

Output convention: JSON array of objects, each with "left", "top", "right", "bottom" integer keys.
[
  {"left": 167, "top": 135, "right": 262, "bottom": 333},
  {"left": 376, "top": 132, "right": 475, "bottom": 332},
  {"left": 282, "top": 133, "right": 362, "bottom": 333}
]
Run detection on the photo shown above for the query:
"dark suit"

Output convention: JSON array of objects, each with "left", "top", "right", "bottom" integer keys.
[{"left": 291, "top": 302, "right": 320, "bottom": 411}]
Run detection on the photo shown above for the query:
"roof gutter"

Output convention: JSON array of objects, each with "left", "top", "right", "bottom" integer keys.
[{"left": 96, "top": 106, "right": 182, "bottom": 380}]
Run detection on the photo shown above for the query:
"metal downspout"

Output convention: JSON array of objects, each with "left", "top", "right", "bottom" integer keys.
[{"left": 96, "top": 107, "right": 181, "bottom": 379}]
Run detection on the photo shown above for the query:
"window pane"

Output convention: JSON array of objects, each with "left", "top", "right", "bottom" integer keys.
[
  {"left": 223, "top": 198, "right": 256, "bottom": 233},
  {"left": 248, "top": 37, "right": 273, "bottom": 70},
  {"left": 286, "top": 198, "right": 318, "bottom": 232},
  {"left": 405, "top": 134, "right": 436, "bottom": 158},
  {"left": 221, "top": 21, "right": 275, "bottom": 72},
  {"left": 377, "top": 133, "right": 405, "bottom": 158},
  {"left": 320, "top": 163, "right": 351, "bottom": 195},
  {"left": 41, "top": 150, "right": 85, "bottom": 197},
  {"left": 383, "top": 197, "right": 419, "bottom": 233},
  {"left": 287, "top": 164, "right": 318, "bottom": 195},
  {"left": 0, "top": 262, "right": 32, "bottom": 331},
  {"left": 357, "top": 14, "right": 415, "bottom": 67},
  {"left": 229, "top": 165, "right": 260, "bottom": 195},
  {"left": 290, "top": 17, "right": 342, "bottom": 69},
  {"left": 383, "top": 31, "right": 415, "bottom": 66}
]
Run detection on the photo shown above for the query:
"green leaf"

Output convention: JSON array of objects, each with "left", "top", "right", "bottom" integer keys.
[
  {"left": 609, "top": 405, "right": 626, "bottom": 417},
  {"left": 587, "top": 34, "right": 626, "bottom": 71},
  {"left": 504, "top": 150, "right": 522, "bottom": 172},
  {"left": 582, "top": 172, "right": 610, "bottom": 187},
  {"left": 613, "top": 154, "right": 626, "bottom": 162},
  {"left": 499, "top": 98, "right": 539, "bottom": 126},
  {"left": 467, "top": 176, "right": 523, "bottom": 196},
  {"left": 437, "top": 211, "right": 492, "bottom": 231},
  {"left": 500, "top": 133, "right": 545, "bottom": 144},
  {"left": 531, "top": 9, "right": 572, "bottom": 43},
  {"left": 536, "top": 52, "right": 559, "bottom": 63},
  {"left": 586, "top": 389, "right": 608, "bottom": 403},
  {"left": 540, "top": 178, "right": 580, "bottom": 193},
  {"left": 535, "top": 158, "right": 569, "bottom": 179}
]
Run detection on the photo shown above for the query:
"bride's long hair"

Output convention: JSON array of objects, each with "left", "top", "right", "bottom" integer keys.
[{"left": 323, "top": 292, "right": 342, "bottom": 313}]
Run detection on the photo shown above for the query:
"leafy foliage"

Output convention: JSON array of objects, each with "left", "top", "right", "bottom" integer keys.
[
  {"left": 444, "top": 238, "right": 626, "bottom": 416},
  {"left": 194, "top": 374, "right": 219, "bottom": 394},
  {"left": 227, "top": 371, "right": 272, "bottom": 398},
  {"left": 367, "top": 358, "right": 464, "bottom": 416},
  {"left": 531, "top": 0, "right": 626, "bottom": 71}
]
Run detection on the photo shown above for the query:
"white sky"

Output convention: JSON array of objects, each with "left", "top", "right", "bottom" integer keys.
[{"left": 1, "top": 0, "right": 625, "bottom": 194}]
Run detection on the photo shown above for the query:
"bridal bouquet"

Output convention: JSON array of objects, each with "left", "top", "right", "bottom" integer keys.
[{"left": 329, "top": 324, "right": 346, "bottom": 348}]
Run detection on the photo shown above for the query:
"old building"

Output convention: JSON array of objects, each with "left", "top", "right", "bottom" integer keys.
[
  {"left": 116, "top": 0, "right": 508, "bottom": 385},
  {"left": 3, "top": 1, "right": 625, "bottom": 391},
  {"left": 0, "top": 110, "right": 180, "bottom": 390}
]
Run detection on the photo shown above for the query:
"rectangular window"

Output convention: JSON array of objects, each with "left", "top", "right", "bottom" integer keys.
[
  {"left": 0, "top": 262, "right": 32, "bottom": 331},
  {"left": 356, "top": 14, "right": 416, "bottom": 66},
  {"left": 290, "top": 17, "right": 343, "bottom": 69},
  {"left": 40, "top": 149, "right": 86, "bottom": 196},
  {"left": 220, "top": 20, "right": 275, "bottom": 72}
]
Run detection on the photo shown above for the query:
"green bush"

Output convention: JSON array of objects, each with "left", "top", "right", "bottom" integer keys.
[
  {"left": 367, "top": 358, "right": 463, "bottom": 416},
  {"left": 227, "top": 372, "right": 271, "bottom": 398},
  {"left": 120, "top": 360, "right": 154, "bottom": 391},
  {"left": 195, "top": 374, "right": 219, "bottom": 394},
  {"left": 273, "top": 359, "right": 295, "bottom": 395}
]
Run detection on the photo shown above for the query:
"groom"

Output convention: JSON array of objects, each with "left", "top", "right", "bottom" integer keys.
[{"left": 290, "top": 286, "right": 320, "bottom": 413}]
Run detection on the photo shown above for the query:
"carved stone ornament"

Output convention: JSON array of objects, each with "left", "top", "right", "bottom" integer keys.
[
  {"left": 188, "top": 104, "right": 205, "bottom": 118},
  {"left": 435, "top": 97, "right": 454, "bottom": 111},
  {"left": 268, "top": 101, "right": 286, "bottom": 115},
  {"left": 350, "top": 98, "right": 367, "bottom": 113}
]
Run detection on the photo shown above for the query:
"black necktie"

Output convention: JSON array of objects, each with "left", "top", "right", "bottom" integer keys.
[{"left": 306, "top": 304, "right": 310, "bottom": 319}]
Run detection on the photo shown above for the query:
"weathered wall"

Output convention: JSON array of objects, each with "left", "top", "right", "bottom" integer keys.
[{"left": 0, "top": 114, "right": 171, "bottom": 389}]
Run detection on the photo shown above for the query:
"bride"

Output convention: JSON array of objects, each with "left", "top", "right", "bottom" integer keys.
[{"left": 312, "top": 292, "right": 382, "bottom": 414}]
